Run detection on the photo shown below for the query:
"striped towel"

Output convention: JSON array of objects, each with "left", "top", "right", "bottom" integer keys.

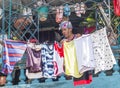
[{"left": 1, "top": 39, "right": 26, "bottom": 74}]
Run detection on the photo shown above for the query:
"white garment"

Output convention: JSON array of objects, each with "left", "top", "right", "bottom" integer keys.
[
  {"left": 53, "top": 42, "right": 64, "bottom": 76},
  {"left": 90, "top": 27, "right": 116, "bottom": 74},
  {"left": 74, "top": 34, "right": 95, "bottom": 73},
  {"left": 26, "top": 69, "right": 43, "bottom": 79}
]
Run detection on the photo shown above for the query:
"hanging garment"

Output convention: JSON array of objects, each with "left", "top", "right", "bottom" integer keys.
[
  {"left": 63, "top": 4, "right": 71, "bottom": 17},
  {"left": 26, "top": 47, "right": 42, "bottom": 73},
  {"left": 26, "top": 43, "right": 42, "bottom": 79},
  {"left": 74, "top": 34, "right": 95, "bottom": 74},
  {"left": 0, "top": 34, "right": 7, "bottom": 64},
  {"left": 38, "top": 6, "right": 49, "bottom": 21},
  {"left": 2, "top": 40, "right": 26, "bottom": 74},
  {"left": 62, "top": 35, "right": 92, "bottom": 86},
  {"left": 113, "top": 0, "right": 120, "bottom": 16},
  {"left": 90, "top": 27, "right": 116, "bottom": 74},
  {"left": 63, "top": 41, "right": 82, "bottom": 78},
  {"left": 56, "top": 6, "right": 63, "bottom": 23},
  {"left": 73, "top": 71, "right": 92, "bottom": 86},
  {"left": 53, "top": 42, "right": 64, "bottom": 76},
  {"left": 41, "top": 44, "right": 56, "bottom": 78}
]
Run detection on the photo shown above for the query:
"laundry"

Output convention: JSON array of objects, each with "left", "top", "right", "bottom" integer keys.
[
  {"left": 26, "top": 46, "right": 41, "bottom": 73},
  {"left": 90, "top": 27, "right": 116, "bottom": 74},
  {"left": 113, "top": 0, "right": 120, "bottom": 16},
  {"left": 74, "top": 34, "right": 95, "bottom": 74},
  {"left": 41, "top": 43, "right": 56, "bottom": 78},
  {"left": 1, "top": 39, "right": 26, "bottom": 74},
  {"left": 63, "top": 40, "right": 83, "bottom": 78},
  {"left": 56, "top": 6, "right": 63, "bottom": 23},
  {"left": 53, "top": 41, "right": 64, "bottom": 75}
]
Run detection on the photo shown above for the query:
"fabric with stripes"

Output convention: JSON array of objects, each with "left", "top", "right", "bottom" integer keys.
[{"left": 1, "top": 40, "right": 26, "bottom": 74}]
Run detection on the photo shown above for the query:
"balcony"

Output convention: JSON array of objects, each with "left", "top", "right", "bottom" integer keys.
[
  {"left": 0, "top": 0, "right": 120, "bottom": 88},
  {"left": 0, "top": 45, "right": 119, "bottom": 88}
]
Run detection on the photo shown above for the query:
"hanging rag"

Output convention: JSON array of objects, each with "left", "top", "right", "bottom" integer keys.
[
  {"left": 113, "top": 0, "right": 120, "bottom": 16},
  {"left": 90, "top": 27, "right": 116, "bottom": 74},
  {"left": 56, "top": 6, "right": 63, "bottom": 23},
  {"left": 53, "top": 41, "right": 64, "bottom": 75},
  {"left": 1, "top": 40, "right": 26, "bottom": 74},
  {"left": 63, "top": 4, "right": 71, "bottom": 17}
]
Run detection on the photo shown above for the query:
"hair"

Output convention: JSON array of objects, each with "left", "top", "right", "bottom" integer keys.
[{"left": 73, "top": 25, "right": 84, "bottom": 34}]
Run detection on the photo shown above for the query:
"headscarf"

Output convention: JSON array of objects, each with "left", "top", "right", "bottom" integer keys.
[{"left": 59, "top": 21, "right": 73, "bottom": 30}]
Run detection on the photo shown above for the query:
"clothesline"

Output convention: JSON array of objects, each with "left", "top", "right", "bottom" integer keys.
[{"left": 0, "top": 27, "right": 117, "bottom": 86}]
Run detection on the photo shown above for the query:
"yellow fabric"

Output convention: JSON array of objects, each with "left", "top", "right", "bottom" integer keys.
[{"left": 63, "top": 41, "right": 82, "bottom": 78}]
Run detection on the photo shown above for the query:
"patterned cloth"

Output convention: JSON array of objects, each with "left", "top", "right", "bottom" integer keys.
[
  {"left": 90, "top": 27, "right": 116, "bottom": 74},
  {"left": 2, "top": 40, "right": 26, "bottom": 74},
  {"left": 41, "top": 44, "right": 56, "bottom": 78},
  {"left": 53, "top": 42, "right": 64, "bottom": 75},
  {"left": 55, "top": 6, "right": 63, "bottom": 23}
]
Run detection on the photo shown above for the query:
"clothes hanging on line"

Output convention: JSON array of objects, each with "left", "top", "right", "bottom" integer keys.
[
  {"left": 1, "top": 28, "right": 116, "bottom": 80},
  {"left": 53, "top": 41, "right": 64, "bottom": 76},
  {"left": 62, "top": 35, "right": 93, "bottom": 86},
  {"left": 41, "top": 43, "right": 57, "bottom": 78},
  {"left": 26, "top": 43, "right": 42, "bottom": 79},
  {"left": 26, "top": 42, "right": 64, "bottom": 78},
  {"left": 74, "top": 34, "right": 95, "bottom": 74},
  {"left": 0, "top": 34, "right": 7, "bottom": 63},
  {"left": 73, "top": 71, "right": 92, "bottom": 86},
  {"left": 63, "top": 40, "right": 83, "bottom": 78},
  {"left": 1, "top": 39, "right": 26, "bottom": 74},
  {"left": 113, "top": 0, "right": 120, "bottom": 16},
  {"left": 55, "top": 6, "right": 63, "bottom": 23},
  {"left": 90, "top": 27, "right": 116, "bottom": 74},
  {"left": 26, "top": 46, "right": 42, "bottom": 73}
]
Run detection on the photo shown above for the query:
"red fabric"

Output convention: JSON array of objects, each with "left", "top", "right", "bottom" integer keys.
[
  {"left": 74, "top": 75, "right": 92, "bottom": 86},
  {"left": 73, "top": 71, "right": 92, "bottom": 86},
  {"left": 54, "top": 42, "right": 64, "bottom": 57},
  {"left": 84, "top": 26, "right": 96, "bottom": 34},
  {"left": 113, "top": 0, "right": 120, "bottom": 16},
  {"left": 29, "top": 39, "right": 38, "bottom": 43}
]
